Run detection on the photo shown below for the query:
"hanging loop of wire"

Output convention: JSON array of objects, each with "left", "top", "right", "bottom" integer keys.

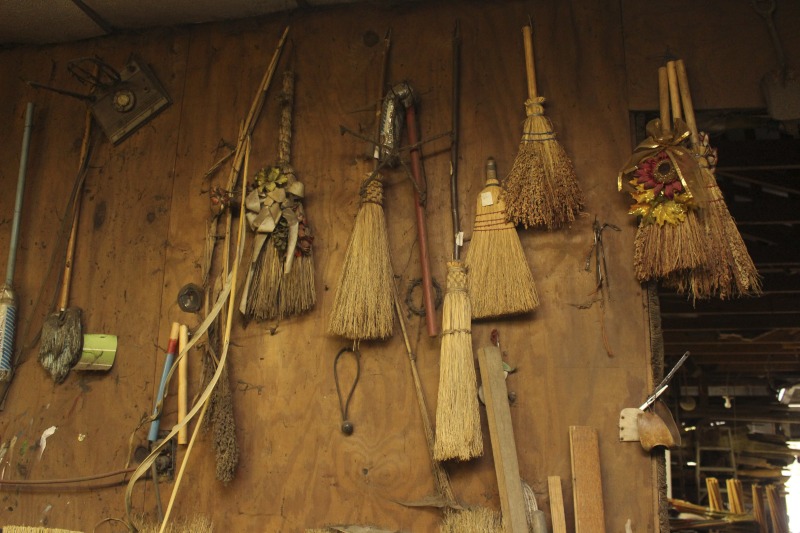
[{"left": 334, "top": 346, "right": 361, "bottom": 436}]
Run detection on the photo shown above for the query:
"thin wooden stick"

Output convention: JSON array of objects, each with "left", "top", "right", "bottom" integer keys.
[
  {"left": 658, "top": 67, "right": 670, "bottom": 134},
  {"left": 177, "top": 324, "right": 189, "bottom": 445},
  {"left": 666, "top": 62, "right": 682, "bottom": 124}
]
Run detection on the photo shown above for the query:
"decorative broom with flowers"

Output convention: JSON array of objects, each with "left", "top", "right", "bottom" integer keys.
[
  {"left": 662, "top": 59, "right": 761, "bottom": 299},
  {"left": 240, "top": 69, "right": 315, "bottom": 322},
  {"left": 619, "top": 66, "right": 709, "bottom": 282}
]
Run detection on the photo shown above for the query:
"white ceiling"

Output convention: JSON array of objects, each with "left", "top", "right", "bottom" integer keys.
[{"left": 0, "top": 0, "right": 356, "bottom": 46}]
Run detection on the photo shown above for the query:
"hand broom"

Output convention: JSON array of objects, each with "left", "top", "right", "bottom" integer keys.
[
  {"left": 465, "top": 158, "right": 538, "bottom": 319},
  {"left": 663, "top": 59, "right": 761, "bottom": 299},
  {"left": 39, "top": 108, "right": 93, "bottom": 383},
  {"left": 621, "top": 66, "right": 710, "bottom": 283},
  {"left": 241, "top": 69, "right": 315, "bottom": 321},
  {"left": 433, "top": 21, "right": 483, "bottom": 462},
  {"left": 328, "top": 32, "right": 395, "bottom": 341},
  {"left": 503, "top": 24, "right": 584, "bottom": 230}
]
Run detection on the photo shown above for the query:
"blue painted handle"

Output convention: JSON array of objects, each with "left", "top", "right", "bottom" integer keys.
[{"left": 148, "top": 352, "right": 175, "bottom": 442}]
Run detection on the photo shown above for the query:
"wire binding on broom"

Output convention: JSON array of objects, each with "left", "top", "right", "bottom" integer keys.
[
  {"left": 466, "top": 158, "right": 538, "bottom": 319},
  {"left": 434, "top": 261, "right": 483, "bottom": 462},
  {"left": 327, "top": 177, "right": 395, "bottom": 340}
]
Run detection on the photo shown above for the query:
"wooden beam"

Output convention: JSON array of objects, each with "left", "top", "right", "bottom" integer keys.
[
  {"left": 660, "top": 294, "right": 800, "bottom": 316},
  {"left": 548, "top": 476, "right": 568, "bottom": 533},
  {"left": 661, "top": 313, "right": 800, "bottom": 331},
  {"left": 569, "top": 426, "right": 606, "bottom": 533},
  {"left": 664, "top": 344, "right": 800, "bottom": 358},
  {"left": 477, "top": 345, "right": 529, "bottom": 533},
  {"left": 715, "top": 138, "right": 800, "bottom": 169}
]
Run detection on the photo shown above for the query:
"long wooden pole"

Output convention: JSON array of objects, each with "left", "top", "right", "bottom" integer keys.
[{"left": 405, "top": 104, "right": 439, "bottom": 337}]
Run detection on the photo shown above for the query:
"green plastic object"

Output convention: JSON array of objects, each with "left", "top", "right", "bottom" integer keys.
[{"left": 76, "top": 334, "right": 117, "bottom": 371}]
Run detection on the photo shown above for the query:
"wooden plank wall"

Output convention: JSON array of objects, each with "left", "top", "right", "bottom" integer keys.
[{"left": 1, "top": 0, "right": 754, "bottom": 530}]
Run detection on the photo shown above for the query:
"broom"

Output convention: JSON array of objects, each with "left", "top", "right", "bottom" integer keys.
[
  {"left": 503, "top": 24, "right": 583, "bottom": 230},
  {"left": 621, "top": 66, "right": 709, "bottom": 282},
  {"left": 433, "top": 261, "right": 483, "bottom": 462},
  {"left": 328, "top": 31, "right": 395, "bottom": 341},
  {"left": 465, "top": 158, "right": 538, "bottom": 319},
  {"left": 39, "top": 108, "right": 93, "bottom": 383},
  {"left": 241, "top": 69, "right": 315, "bottom": 321},
  {"left": 663, "top": 59, "right": 761, "bottom": 299},
  {"left": 433, "top": 28, "right": 483, "bottom": 461}
]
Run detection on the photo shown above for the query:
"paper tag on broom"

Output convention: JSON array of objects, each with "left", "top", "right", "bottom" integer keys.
[
  {"left": 480, "top": 191, "right": 494, "bottom": 206},
  {"left": 455, "top": 232, "right": 464, "bottom": 246}
]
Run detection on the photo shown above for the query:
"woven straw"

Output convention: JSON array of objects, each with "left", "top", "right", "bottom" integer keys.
[
  {"left": 465, "top": 161, "right": 538, "bottom": 318},
  {"left": 434, "top": 261, "right": 483, "bottom": 461},
  {"left": 328, "top": 178, "right": 395, "bottom": 340}
]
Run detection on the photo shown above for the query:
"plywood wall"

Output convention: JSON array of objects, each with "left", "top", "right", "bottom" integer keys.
[{"left": 0, "top": 0, "right": 747, "bottom": 530}]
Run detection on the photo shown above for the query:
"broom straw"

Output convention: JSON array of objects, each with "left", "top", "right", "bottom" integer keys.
[
  {"left": 504, "top": 24, "right": 583, "bottom": 230},
  {"left": 39, "top": 107, "right": 93, "bottom": 383},
  {"left": 328, "top": 30, "right": 395, "bottom": 341},
  {"left": 665, "top": 59, "right": 761, "bottom": 299},
  {"left": 465, "top": 158, "right": 538, "bottom": 319},
  {"left": 632, "top": 67, "right": 708, "bottom": 282}
]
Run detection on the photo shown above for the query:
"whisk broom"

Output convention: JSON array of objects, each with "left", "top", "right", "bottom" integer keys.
[
  {"left": 465, "top": 158, "right": 538, "bottom": 319},
  {"left": 39, "top": 108, "right": 93, "bottom": 383},
  {"left": 241, "top": 69, "right": 315, "bottom": 321},
  {"left": 664, "top": 59, "right": 761, "bottom": 299},
  {"left": 328, "top": 33, "right": 395, "bottom": 341},
  {"left": 503, "top": 24, "right": 583, "bottom": 230}
]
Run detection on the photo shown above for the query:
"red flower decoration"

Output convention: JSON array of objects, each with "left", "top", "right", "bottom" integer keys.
[{"left": 634, "top": 151, "right": 683, "bottom": 199}]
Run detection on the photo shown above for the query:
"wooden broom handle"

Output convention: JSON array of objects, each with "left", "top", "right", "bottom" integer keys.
[
  {"left": 58, "top": 108, "right": 93, "bottom": 310},
  {"left": 667, "top": 61, "right": 682, "bottom": 122},
  {"left": 658, "top": 66, "right": 670, "bottom": 135},
  {"left": 675, "top": 59, "right": 700, "bottom": 148},
  {"left": 523, "top": 25, "right": 538, "bottom": 99}
]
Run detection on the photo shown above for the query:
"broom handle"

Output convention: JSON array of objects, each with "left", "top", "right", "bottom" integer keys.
[
  {"left": 450, "top": 20, "right": 461, "bottom": 260},
  {"left": 177, "top": 324, "right": 188, "bottom": 445},
  {"left": 666, "top": 61, "right": 682, "bottom": 123},
  {"left": 675, "top": 60, "right": 701, "bottom": 148},
  {"left": 6, "top": 103, "right": 34, "bottom": 286},
  {"left": 148, "top": 322, "right": 181, "bottom": 442},
  {"left": 522, "top": 25, "right": 538, "bottom": 99},
  {"left": 405, "top": 104, "right": 439, "bottom": 337},
  {"left": 58, "top": 108, "right": 93, "bottom": 310},
  {"left": 658, "top": 67, "right": 670, "bottom": 135}
]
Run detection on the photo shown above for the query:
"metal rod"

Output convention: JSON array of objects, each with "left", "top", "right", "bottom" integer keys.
[{"left": 6, "top": 103, "right": 34, "bottom": 286}]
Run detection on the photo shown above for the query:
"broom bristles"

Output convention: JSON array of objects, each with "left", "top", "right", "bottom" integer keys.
[
  {"left": 328, "top": 179, "right": 394, "bottom": 340},
  {"left": 245, "top": 238, "right": 283, "bottom": 321},
  {"left": 39, "top": 307, "right": 82, "bottom": 383},
  {"left": 281, "top": 253, "right": 316, "bottom": 316},
  {"left": 466, "top": 165, "right": 538, "bottom": 319},
  {"left": 434, "top": 261, "right": 483, "bottom": 461},
  {"left": 440, "top": 507, "right": 503, "bottom": 533},
  {"left": 633, "top": 208, "right": 710, "bottom": 282},
  {"left": 663, "top": 166, "right": 761, "bottom": 299},
  {"left": 504, "top": 99, "right": 584, "bottom": 230}
]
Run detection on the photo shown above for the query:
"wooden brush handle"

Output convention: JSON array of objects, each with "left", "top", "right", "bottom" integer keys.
[
  {"left": 523, "top": 25, "right": 538, "bottom": 99},
  {"left": 666, "top": 61, "right": 682, "bottom": 122},
  {"left": 658, "top": 66, "right": 670, "bottom": 135},
  {"left": 58, "top": 108, "right": 93, "bottom": 310},
  {"left": 675, "top": 59, "right": 700, "bottom": 148},
  {"left": 178, "top": 324, "right": 189, "bottom": 445}
]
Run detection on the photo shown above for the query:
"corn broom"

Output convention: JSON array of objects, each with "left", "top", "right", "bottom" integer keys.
[
  {"left": 663, "top": 59, "right": 761, "bottom": 299},
  {"left": 503, "top": 25, "right": 583, "bottom": 230},
  {"left": 465, "top": 158, "right": 538, "bottom": 319}
]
